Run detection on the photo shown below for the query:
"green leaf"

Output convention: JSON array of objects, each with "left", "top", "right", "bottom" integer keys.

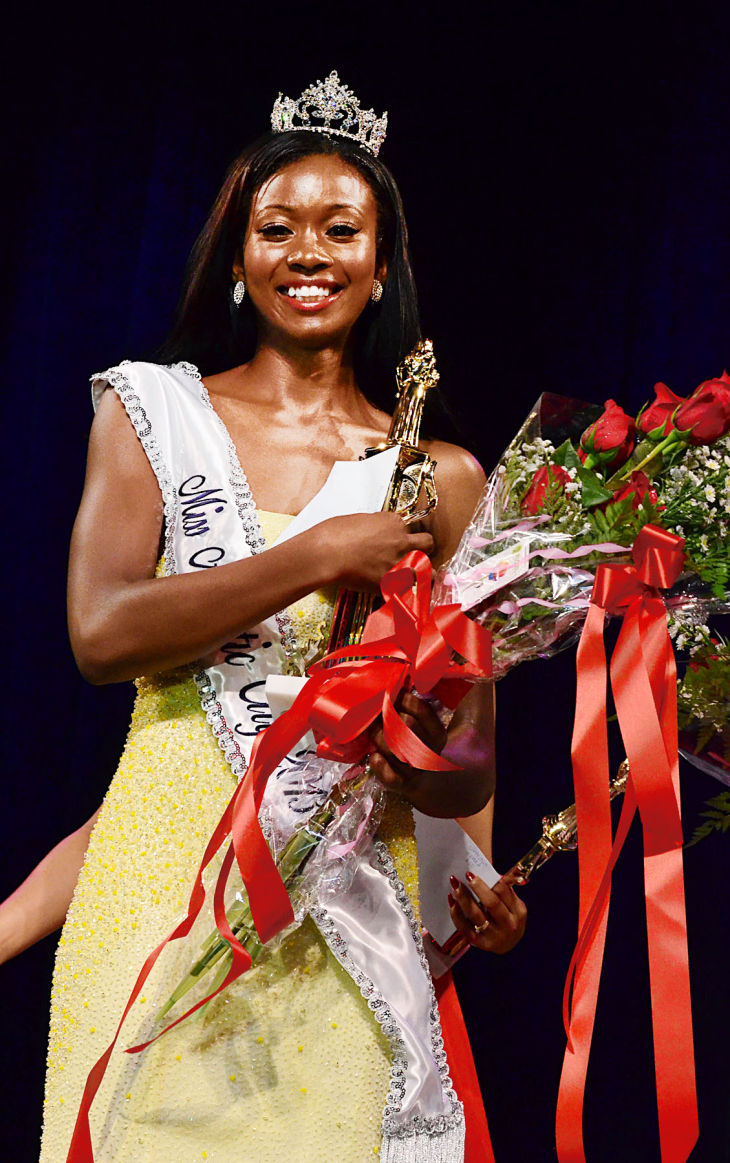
[
  {"left": 552, "top": 439, "right": 582, "bottom": 470},
  {"left": 685, "top": 791, "right": 730, "bottom": 847},
  {"left": 575, "top": 463, "right": 615, "bottom": 508}
]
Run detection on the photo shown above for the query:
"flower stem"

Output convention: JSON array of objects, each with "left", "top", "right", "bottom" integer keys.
[{"left": 618, "top": 430, "right": 687, "bottom": 480}]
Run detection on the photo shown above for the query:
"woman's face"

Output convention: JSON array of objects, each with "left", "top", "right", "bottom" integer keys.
[{"left": 238, "top": 154, "right": 384, "bottom": 351}]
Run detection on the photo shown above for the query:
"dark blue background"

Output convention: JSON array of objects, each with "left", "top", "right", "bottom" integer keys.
[{"left": 2, "top": 4, "right": 729, "bottom": 1160}]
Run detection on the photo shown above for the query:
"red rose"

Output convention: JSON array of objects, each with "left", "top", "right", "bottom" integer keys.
[
  {"left": 610, "top": 470, "right": 659, "bottom": 511},
  {"left": 521, "top": 463, "right": 573, "bottom": 515},
  {"left": 637, "top": 382, "right": 685, "bottom": 440},
  {"left": 674, "top": 374, "right": 730, "bottom": 444},
  {"left": 580, "top": 399, "right": 636, "bottom": 468}
]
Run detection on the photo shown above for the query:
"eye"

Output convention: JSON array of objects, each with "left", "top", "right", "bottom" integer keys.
[
  {"left": 328, "top": 224, "right": 359, "bottom": 238},
  {"left": 259, "top": 223, "right": 293, "bottom": 238}
]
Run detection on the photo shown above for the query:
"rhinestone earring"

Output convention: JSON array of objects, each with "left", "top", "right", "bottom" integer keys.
[
  {"left": 371, "top": 278, "right": 383, "bottom": 303},
  {"left": 233, "top": 280, "right": 246, "bottom": 306}
]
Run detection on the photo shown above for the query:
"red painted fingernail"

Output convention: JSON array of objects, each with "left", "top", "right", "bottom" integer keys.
[
  {"left": 465, "top": 870, "right": 475, "bottom": 882},
  {"left": 447, "top": 893, "right": 455, "bottom": 907},
  {"left": 449, "top": 875, "right": 460, "bottom": 891}
]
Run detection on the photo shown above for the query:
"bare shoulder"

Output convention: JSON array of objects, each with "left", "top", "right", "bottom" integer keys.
[
  {"left": 421, "top": 440, "right": 487, "bottom": 565},
  {"left": 87, "top": 388, "right": 160, "bottom": 492},
  {"left": 426, "top": 440, "right": 486, "bottom": 490}
]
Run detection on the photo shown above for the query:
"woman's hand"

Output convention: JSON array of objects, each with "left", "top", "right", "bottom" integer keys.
[
  {"left": 368, "top": 683, "right": 495, "bottom": 818},
  {"left": 448, "top": 871, "right": 527, "bottom": 955},
  {"left": 368, "top": 690, "right": 447, "bottom": 788},
  {"left": 319, "top": 512, "right": 434, "bottom": 591}
]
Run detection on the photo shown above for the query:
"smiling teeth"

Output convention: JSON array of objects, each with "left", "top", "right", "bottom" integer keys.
[{"left": 287, "top": 286, "right": 332, "bottom": 299}]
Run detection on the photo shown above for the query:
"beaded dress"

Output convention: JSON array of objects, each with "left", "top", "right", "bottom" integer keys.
[
  {"left": 40, "top": 516, "right": 422, "bottom": 1162},
  {"left": 38, "top": 362, "right": 466, "bottom": 1162}
]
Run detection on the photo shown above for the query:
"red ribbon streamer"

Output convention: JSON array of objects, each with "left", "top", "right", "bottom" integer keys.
[
  {"left": 66, "top": 551, "right": 492, "bottom": 1162},
  {"left": 556, "top": 524, "right": 698, "bottom": 1162}
]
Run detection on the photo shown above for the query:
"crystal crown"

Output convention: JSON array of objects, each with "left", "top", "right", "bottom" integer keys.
[{"left": 271, "top": 71, "right": 387, "bottom": 157}]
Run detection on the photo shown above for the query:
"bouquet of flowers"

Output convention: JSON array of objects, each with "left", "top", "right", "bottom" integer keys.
[
  {"left": 433, "top": 376, "right": 729, "bottom": 1160},
  {"left": 162, "top": 373, "right": 730, "bottom": 1021},
  {"left": 434, "top": 374, "right": 730, "bottom": 677}
]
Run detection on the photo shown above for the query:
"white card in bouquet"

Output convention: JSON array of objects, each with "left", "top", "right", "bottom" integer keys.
[
  {"left": 414, "top": 812, "right": 500, "bottom": 947},
  {"left": 453, "top": 539, "right": 531, "bottom": 612},
  {"left": 271, "top": 445, "right": 400, "bottom": 546}
]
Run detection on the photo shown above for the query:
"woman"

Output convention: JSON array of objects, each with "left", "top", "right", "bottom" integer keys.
[{"left": 32, "top": 73, "right": 526, "bottom": 1162}]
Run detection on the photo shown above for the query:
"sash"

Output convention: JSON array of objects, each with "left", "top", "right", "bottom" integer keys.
[{"left": 92, "top": 360, "right": 465, "bottom": 1162}]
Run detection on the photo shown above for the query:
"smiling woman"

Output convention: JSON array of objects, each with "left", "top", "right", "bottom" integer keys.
[
  {"left": 158, "top": 128, "right": 419, "bottom": 407},
  {"left": 26, "top": 71, "right": 524, "bottom": 1163},
  {"left": 242, "top": 156, "right": 383, "bottom": 326}
]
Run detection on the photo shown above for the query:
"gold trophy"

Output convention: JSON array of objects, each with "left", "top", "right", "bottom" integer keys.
[
  {"left": 326, "top": 338, "right": 440, "bottom": 651},
  {"left": 508, "top": 759, "right": 629, "bottom": 884},
  {"left": 438, "top": 762, "right": 630, "bottom": 957}
]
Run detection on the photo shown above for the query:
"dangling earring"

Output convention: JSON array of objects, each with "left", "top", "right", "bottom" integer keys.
[
  {"left": 233, "top": 280, "right": 246, "bottom": 306},
  {"left": 371, "top": 278, "right": 383, "bottom": 303}
]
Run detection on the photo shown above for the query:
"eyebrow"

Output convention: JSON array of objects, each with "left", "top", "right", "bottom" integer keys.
[{"left": 255, "top": 202, "right": 363, "bottom": 214}]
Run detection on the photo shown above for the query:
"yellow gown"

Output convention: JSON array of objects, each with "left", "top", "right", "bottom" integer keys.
[{"left": 40, "top": 513, "right": 421, "bottom": 1163}]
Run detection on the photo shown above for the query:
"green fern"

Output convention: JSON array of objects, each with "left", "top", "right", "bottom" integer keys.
[{"left": 685, "top": 791, "right": 730, "bottom": 848}]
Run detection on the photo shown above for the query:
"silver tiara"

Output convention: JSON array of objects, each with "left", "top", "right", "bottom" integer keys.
[{"left": 270, "top": 70, "right": 388, "bottom": 157}]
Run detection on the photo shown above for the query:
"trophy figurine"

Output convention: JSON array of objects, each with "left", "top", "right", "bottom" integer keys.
[
  {"left": 326, "top": 338, "right": 440, "bottom": 651},
  {"left": 508, "top": 760, "right": 629, "bottom": 884}
]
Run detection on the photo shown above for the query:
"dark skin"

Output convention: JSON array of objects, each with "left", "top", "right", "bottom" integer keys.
[{"left": 66, "top": 155, "right": 523, "bottom": 903}]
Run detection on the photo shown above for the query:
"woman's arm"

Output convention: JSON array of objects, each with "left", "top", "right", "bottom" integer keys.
[
  {"left": 457, "top": 795, "right": 495, "bottom": 861},
  {"left": 0, "top": 810, "right": 100, "bottom": 965},
  {"left": 69, "top": 391, "right": 434, "bottom": 684}
]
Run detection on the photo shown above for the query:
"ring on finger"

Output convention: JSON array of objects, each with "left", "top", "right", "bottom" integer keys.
[{"left": 473, "top": 918, "right": 491, "bottom": 935}]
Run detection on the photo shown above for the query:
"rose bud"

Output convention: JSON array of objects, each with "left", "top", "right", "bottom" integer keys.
[
  {"left": 521, "top": 463, "right": 573, "bottom": 515},
  {"left": 610, "top": 470, "right": 659, "bottom": 511},
  {"left": 580, "top": 399, "right": 636, "bottom": 469},
  {"left": 637, "top": 382, "right": 685, "bottom": 441},
  {"left": 674, "top": 376, "right": 730, "bottom": 445}
]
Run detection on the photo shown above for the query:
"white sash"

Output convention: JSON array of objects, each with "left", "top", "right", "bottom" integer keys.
[{"left": 92, "top": 360, "right": 465, "bottom": 1161}]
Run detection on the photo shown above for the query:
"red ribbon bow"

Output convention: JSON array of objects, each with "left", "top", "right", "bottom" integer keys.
[
  {"left": 67, "top": 551, "right": 491, "bottom": 1162},
  {"left": 556, "top": 525, "right": 699, "bottom": 1162}
]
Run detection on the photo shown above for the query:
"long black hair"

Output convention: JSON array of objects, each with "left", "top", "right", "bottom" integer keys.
[{"left": 157, "top": 131, "right": 421, "bottom": 412}]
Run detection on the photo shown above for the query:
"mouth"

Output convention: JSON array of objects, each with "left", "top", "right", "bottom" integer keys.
[{"left": 276, "top": 282, "right": 343, "bottom": 313}]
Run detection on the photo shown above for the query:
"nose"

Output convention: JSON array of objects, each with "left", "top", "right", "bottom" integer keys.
[{"left": 286, "top": 228, "right": 332, "bottom": 272}]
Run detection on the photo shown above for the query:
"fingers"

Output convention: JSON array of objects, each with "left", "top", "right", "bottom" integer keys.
[
  {"left": 465, "top": 871, "right": 526, "bottom": 928},
  {"left": 448, "top": 872, "right": 527, "bottom": 955},
  {"left": 449, "top": 876, "right": 487, "bottom": 928},
  {"left": 406, "top": 531, "right": 435, "bottom": 556},
  {"left": 369, "top": 693, "right": 447, "bottom": 771},
  {"left": 367, "top": 751, "right": 405, "bottom": 791},
  {"left": 395, "top": 693, "right": 448, "bottom": 739},
  {"left": 448, "top": 891, "right": 483, "bottom": 939},
  {"left": 489, "top": 876, "right": 528, "bottom": 924},
  {"left": 447, "top": 884, "right": 495, "bottom": 952},
  {"left": 395, "top": 692, "right": 447, "bottom": 752}
]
